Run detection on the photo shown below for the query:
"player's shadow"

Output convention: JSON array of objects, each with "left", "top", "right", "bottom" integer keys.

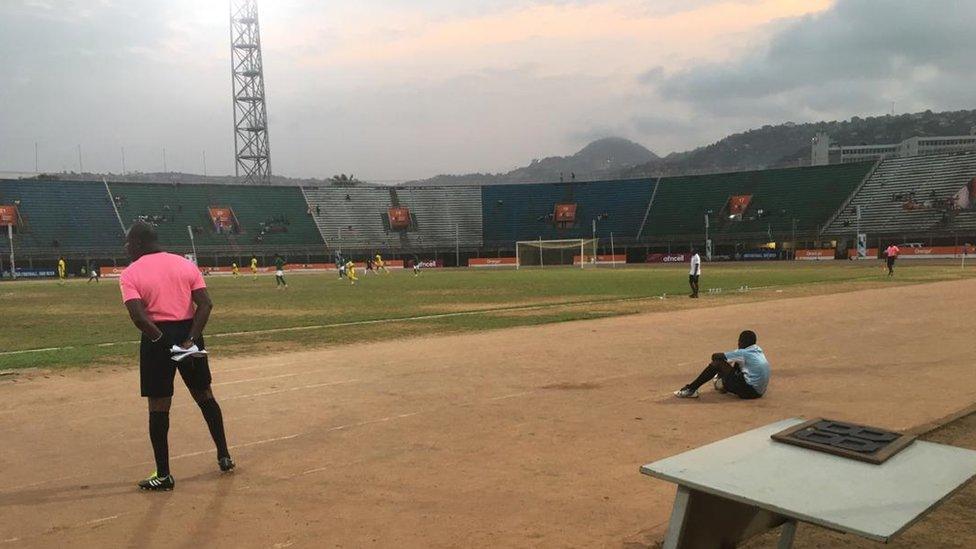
[
  {"left": 0, "top": 470, "right": 219, "bottom": 509},
  {"left": 177, "top": 472, "right": 238, "bottom": 549},
  {"left": 127, "top": 491, "right": 170, "bottom": 548},
  {"left": 657, "top": 393, "right": 759, "bottom": 405},
  {"left": 0, "top": 480, "right": 133, "bottom": 508}
]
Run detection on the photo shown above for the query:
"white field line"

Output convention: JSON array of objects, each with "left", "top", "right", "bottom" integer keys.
[
  {"left": 86, "top": 515, "right": 120, "bottom": 525},
  {"left": 0, "top": 288, "right": 777, "bottom": 358}
]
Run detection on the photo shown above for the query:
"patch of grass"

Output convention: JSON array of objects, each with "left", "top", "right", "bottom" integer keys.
[{"left": 1, "top": 262, "right": 973, "bottom": 370}]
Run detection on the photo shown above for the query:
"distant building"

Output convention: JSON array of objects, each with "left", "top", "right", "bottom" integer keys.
[{"left": 812, "top": 130, "right": 976, "bottom": 166}]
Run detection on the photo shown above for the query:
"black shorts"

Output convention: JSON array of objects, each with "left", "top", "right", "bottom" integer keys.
[
  {"left": 722, "top": 367, "right": 762, "bottom": 400},
  {"left": 140, "top": 320, "right": 212, "bottom": 398},
  {"left": 689, "top": 275, "right": 700, "bottom": 283},
  {"left": 887, "top": 256, "right": 897, "bottom": 268}
]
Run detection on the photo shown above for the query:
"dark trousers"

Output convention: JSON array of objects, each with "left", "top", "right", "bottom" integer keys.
[{"left": 686, "top": 358, "right": 761, "bottom": 399}]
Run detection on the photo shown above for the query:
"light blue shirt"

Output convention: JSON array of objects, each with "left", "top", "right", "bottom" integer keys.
[{"left": 724, "top": 345, "right": 770, "bottom": 395}]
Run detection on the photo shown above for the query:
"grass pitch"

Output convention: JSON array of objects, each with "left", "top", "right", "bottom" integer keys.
[{"left": 1, "top": 261, "right": 972, "bottom": 370}]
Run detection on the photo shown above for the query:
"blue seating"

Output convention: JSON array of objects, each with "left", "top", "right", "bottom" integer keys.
[
  {"left": 0, "top": 179, "right": 123, "bottom": 254},
  {"left": 481, "top": 179, "right": 654, "bottom": 246}
]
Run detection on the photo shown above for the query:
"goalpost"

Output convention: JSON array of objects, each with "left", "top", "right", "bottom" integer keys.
[{"left": 516, "top": 238, "right": 599, "bottom": 269}]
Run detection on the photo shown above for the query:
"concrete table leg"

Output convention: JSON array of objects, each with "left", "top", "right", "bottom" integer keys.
[
  {"left": 662, "top": 486, "right": 692, "bottom": 549},
  {"left": 777, "top": 520, "right": 798, "bottom": 549},
  {"left": 661, "top": 485, "right": 790, "bottom": 548}
]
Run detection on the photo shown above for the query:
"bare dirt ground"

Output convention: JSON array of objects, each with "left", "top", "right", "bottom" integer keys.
[{"left": 2, "top": 279, "right": 975, "bottom": 548}]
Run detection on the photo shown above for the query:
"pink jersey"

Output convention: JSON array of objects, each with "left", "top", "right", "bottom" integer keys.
[
  {"left": 119, "top": 252, "right": 206, "bottom": 322},
  {"left": 886, "top": 245, "right": 900, "bottom": 257}
]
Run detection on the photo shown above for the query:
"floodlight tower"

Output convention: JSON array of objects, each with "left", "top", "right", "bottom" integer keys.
[{"left": 230, "top": 0, "right": 272, "bottom": 185}]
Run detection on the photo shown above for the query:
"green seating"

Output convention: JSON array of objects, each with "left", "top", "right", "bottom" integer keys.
[
  {"left": 107, "top": 182, "right": 323, "bottom": 251},
  {"left": 643, "top": 163, "right": 875, "bottom": 242}
]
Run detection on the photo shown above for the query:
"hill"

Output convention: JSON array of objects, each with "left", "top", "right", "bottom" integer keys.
[
  {"left": 405, "top": 137, "right": 658, "bottom": 186},
  {"left": 621, "top": 109, "right": 976, "bottom": 177},
  {"left": 20, "top": 110, "right": 975, "bottom": 187}
]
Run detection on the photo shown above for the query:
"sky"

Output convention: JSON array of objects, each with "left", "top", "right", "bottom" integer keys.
[{"left": 0, "top": 0, "right": 973, "bottom": 181}]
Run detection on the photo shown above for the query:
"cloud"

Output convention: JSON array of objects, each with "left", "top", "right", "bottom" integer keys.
[
  {"left": 654, "top": 0, "right": 976, "bottom": 120},
  {"left": 8, "top": 0, "right": 969, "bottom": 180}
]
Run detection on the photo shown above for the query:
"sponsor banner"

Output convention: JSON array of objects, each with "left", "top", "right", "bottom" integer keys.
[
  {"left": 741, "top": 251, "right": 780, "bottom": 261},
  {"left": 795, "top": 249, "right": 836, "bottom": 261},
  {"left": 469, "top": 257, "right": 518, "bottom": 268},
  {"left": 573, "top": 254, "right": 626, "bottom": 265},
  {"left": 896, "top": 246, "right": 976, "bottom": 259},
  {"left": 101, "top": 266, "right": 125, "bottom": 278},
  {"left": 848, "top": 248, "right": 879, "bottom": 259},
  {"left": 646, "top": 253, "right": 689, "bottom": 264},
  {"left": 3, "top": 268, "right": 57, "bottom": 278},
  {"left": 408, "top": 259, "right": 444, "bottom": 268}
]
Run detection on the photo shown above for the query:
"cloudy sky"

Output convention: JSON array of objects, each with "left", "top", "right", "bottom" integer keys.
[{"left": 0, "top": 0, "right": 972, "bottom": 181}]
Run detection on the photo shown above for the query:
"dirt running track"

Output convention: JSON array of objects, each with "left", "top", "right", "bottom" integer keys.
[{"left": 2, "top": 280, "right": 975, "bottom": 548}]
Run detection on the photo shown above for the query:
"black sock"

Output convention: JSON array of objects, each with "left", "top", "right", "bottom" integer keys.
[
  {"left": 687, "top": 364, "right": 720, "bottom": 392},
  {"left": 149, "top": 411, "right": 170, "bottom": 477},
  {"left": 198, "top": 398, "right": 230, "bottom": 459}
]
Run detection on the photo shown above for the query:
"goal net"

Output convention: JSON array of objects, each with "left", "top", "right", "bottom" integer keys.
[{"left": 516, "top": 239, "right": 598, "bottom": 269}]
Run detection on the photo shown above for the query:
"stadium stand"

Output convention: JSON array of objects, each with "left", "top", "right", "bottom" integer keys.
[
  {"left": 641, "top": 162, "right": 875, "bottom": 242},
  {"left": 13, "top": 155, "right": 976, "bottom": 265},
  {"left": 303, "top": 184, "right": 484, "bottom": 251},
  {"left": 481, "top": 179, "right": 654, "bottom": 247},
  {"left": 396, "top": 186, "right": 483, "bottom": 248},
  {"left": 107, "top": 181, "right": 322, "bottom": 252},
  {"left": 0, "top": 179, "right": 123, "bottom": 254},
  {"left": 824, "top": 152, "right": 976, "bottom": 236},
  {"left": 303, "top": 185, "right": 393, "bottom": 250}
]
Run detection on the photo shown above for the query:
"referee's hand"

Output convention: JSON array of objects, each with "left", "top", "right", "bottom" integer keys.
[{"left": 179, "top": 339, "right": 194, "bottom": 350}]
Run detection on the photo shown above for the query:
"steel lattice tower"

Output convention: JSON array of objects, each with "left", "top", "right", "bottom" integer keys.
[{"left": 230, "top": 0, "right": 272, "bottom": 185}]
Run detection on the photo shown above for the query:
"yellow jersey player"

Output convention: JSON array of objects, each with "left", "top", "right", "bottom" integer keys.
[
  {"left": 375, "top": 254, "right": 389, "bottom": 274},
  {"left": 231, "top": 263, "right": 240, "bottom": 277},
  {"left": 346, "top": 260, "right": 358, "bottom": 285},
  {"left": 57, "top": 256, "right": 66, "bottom": 284},
  {"left": 250, "top": 256, "right": 259, "bottom": 279}
]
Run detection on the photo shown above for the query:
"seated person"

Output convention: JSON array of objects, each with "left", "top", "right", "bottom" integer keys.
[{"left": 674, "top": 330, "right": 770, "bottom": 400}]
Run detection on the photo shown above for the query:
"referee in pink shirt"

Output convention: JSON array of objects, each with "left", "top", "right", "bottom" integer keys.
[
  {"left": 885, "top": 243, "right": 900, "bottom": 277},
  {"left": 119, "top": 222, "right": 234, "bottom": 491}
]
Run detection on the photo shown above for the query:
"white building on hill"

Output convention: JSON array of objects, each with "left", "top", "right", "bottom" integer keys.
[{"left": 812, "top": 130, "right": 976, "bottom": 165}]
